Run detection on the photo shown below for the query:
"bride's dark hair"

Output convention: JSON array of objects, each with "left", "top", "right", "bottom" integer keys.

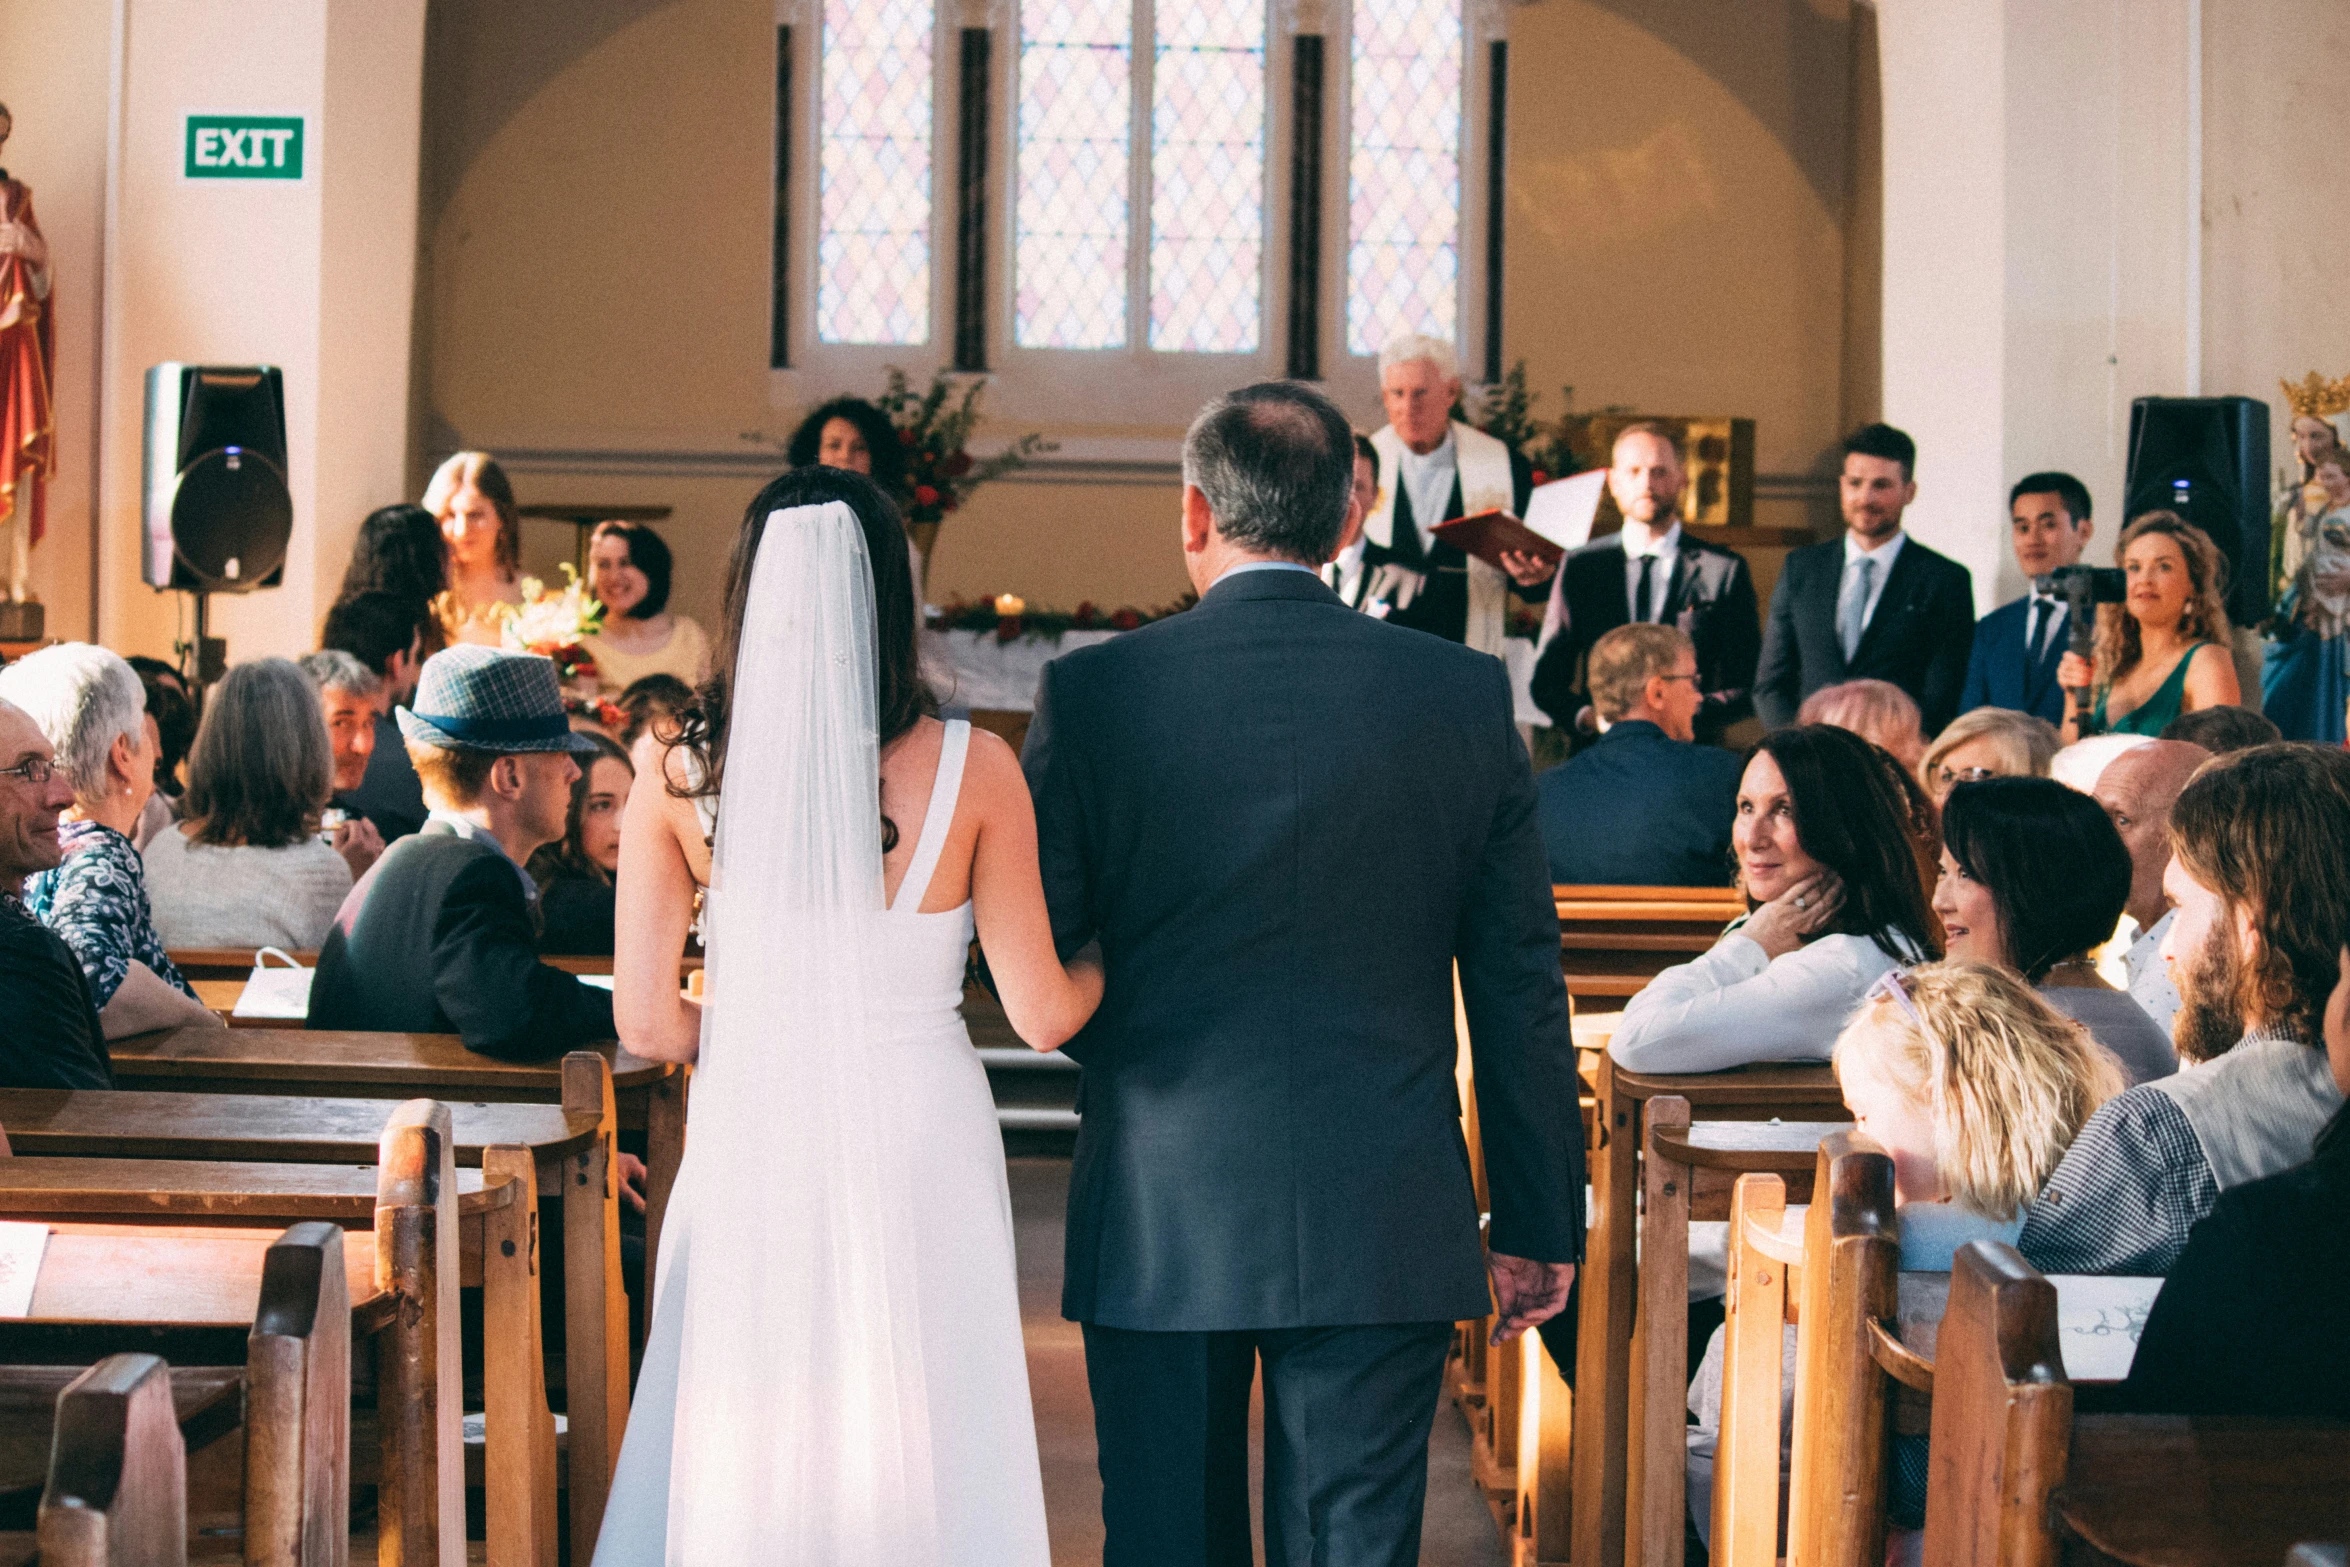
[{"left": 672, "top": 466, "right": 934, "bottom": 846}]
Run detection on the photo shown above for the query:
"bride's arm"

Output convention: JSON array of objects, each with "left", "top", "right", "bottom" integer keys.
[
  {"left": 613, "top": 736, "right": 704, "bottom": 1062},
  {"left": 965, "top": 730, "right": 1103, "bottom": 1051}
]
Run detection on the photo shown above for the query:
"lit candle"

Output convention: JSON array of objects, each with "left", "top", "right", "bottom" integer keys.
[{"left": 994, "top": 593, "right": 1026, "bottom": 618}]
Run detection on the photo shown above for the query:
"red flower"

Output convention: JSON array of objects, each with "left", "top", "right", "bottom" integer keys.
[
  {"left": 995, "top": 616, "right": 1023, "bottom": 643},
  {"left": 1109, "top": 607, "right": 1141, "bottom": 632},
  {"left": 945, "top": 451, "right": 975, "bottom": 478},
  {"left": 900, "top": 429, "right": 917, "bottom": 445},
  {"left": 1073, "top": 601, "right": 1098, "bottom": 627},
  {"left": 1530, "top": 470, "right": 1550, "bottom": 486},
  {"left": 914, "top": 484, "right": 941, "bottom": 507}
]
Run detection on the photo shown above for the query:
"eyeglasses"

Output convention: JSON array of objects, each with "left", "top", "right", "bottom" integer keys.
[
  {"left": 1933, "top": 764, "right": 1997, "bottom": 788},
  {"left": 0, "top": 755, "right": 55, "bottom": 787},
  {"left": 1656, "top": 673, "right": 1701, "bottom": 685}
]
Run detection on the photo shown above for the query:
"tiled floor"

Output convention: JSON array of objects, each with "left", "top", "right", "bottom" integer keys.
[{"left": 1011, "top": 1158, "right": 1509, "bottom": 1567}]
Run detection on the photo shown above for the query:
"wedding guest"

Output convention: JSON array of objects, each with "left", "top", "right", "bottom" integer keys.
[
  {"left": 310, "top": 645, "right": 613, "bottom": 1057},
  {"left": 424, "top": 451, "right": 525, "bottom": 647},
  {"left": 1933, "top": 777, "right": 2175, "bottom": 1083},
  {"left": 0, "top": 644, "right": 216, "bottom": 1039},
  {"left": 0, "top": 698, "right": 117, "bottom": 1086},
  {"left": 143, "top": 659, "right": 356, "bottom": 951},
  {"left": 582, "top": 521, "right": 709, "bottom": 693},
  {"left": 2047, "top": 732, "right": 2150, "bottom": 793},
  {"left": 1537, "top": 624, "right": 1741, "bottom": 886},
  {"left": 124, "top": 654, "right": 194, "bottom": 849},
  {"left": 321, "top": 590, "right": 430, "bottom": 841},
  {"left": 1530, "top": 422, "right": 1760, "bottom": 741},
  {"left": 528, "top": 731, "right": 631, "bottom": 956},
  {"left": 1757, "top": 424, "right": 1976, "bottom": 734},
  {"left": 2090, "top": 739, "right": 2209, "bottom": 1038},
  {"left": 334, "top": 503, "right": 448, "bottom": 648},
  {"left": 613, "top": 673, "right": 693, "bottom": 749},
  {"left": 787, "top": 395, "right": 909, "bottom": 497},
  {"left": 1320, "top": 433, "right": 1376, "bottom": 609},
  {"left": 2115, "top": 945, "right": 2350, "bottom": 1419},
  {"left": 1796, "top": 678, "right": 1926, "bottom": 774},
  {"left": 1916, "top": 706, "right": 2060, "bottom": 809},
  {"left": 2020, "top": 744, "right": 2350, "bottom": 1275},
  {"left": 2058, "top": 510, "right": 2239, "bottom": 740},
  {"left": 2159, "top": 703, "right": 2279, "bottom": 753},
  {"left": 1959, "top": 473, "right": 2094, "bottom": 726},
  {"left": 295, "top": 650, "right": 386, "bottom": 875},
  {"left": 1609, "top": 723, "right": 1940, "bottom": 1073}
]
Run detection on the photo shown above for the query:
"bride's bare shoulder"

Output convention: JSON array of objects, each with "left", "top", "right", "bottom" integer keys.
[{"left": 958, "top": 725, "right": 1030, "bottom": 813}]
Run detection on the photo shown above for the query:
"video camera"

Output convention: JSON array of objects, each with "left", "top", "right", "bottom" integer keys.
[{"left": 2034, "top": 565, "right": 2127, "bottom": 735}]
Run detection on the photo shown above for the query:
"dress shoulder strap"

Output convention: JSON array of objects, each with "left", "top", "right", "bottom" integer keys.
[{"left": 890, "top": 719, "right": 971, "bottom": 913}]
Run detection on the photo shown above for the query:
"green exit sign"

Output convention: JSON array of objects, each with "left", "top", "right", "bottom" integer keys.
[{"left": 183, "top": 114, "right": 305, "bottom": 180}]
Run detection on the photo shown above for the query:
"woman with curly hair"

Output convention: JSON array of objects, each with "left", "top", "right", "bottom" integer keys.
[
  {"left": 786, "top": 396, "right": 909, "bottom": 502},
  {"left": 2059, "top": 510, "right": 2241, "bottom": 739}
]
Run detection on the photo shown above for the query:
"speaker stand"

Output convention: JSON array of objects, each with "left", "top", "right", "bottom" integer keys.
[{"left": 179, "top": 593, "right": 229, "bottom": 692}]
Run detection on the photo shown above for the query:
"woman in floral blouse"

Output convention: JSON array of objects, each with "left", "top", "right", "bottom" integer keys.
[{"left": 0, "top": 644, "right": 220, "bottom": 1038}]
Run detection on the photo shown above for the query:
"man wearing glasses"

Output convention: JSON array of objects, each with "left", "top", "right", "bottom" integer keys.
[{"left": 0, "top": 698, "right": 115, "bottom": 1087}]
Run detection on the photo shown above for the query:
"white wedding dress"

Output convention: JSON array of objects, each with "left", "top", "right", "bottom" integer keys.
[{"left": 592, "top": 501, "right": 1049, "bottom": 1565}]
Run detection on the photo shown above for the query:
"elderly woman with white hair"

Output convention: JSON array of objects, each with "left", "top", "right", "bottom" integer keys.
[
  {"left": 0, "top": 643, "right": 221, "bottom": 1038},
  {"left": 142, "top": 658, "right": 356, "bottom": 950}
]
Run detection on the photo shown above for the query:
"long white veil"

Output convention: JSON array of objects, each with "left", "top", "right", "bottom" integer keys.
[{"left": 666, "top": 501, "right": 938, "bottom": 1562}]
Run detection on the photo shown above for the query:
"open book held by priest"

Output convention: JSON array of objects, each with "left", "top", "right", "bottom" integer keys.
[{"left": 1431, "top": 509, "right": 1566, "bottom": 574}]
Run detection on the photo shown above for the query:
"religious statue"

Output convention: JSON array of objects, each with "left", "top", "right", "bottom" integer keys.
[
  {"left": 0, "top": 100, "right": 53, "bottom": 628},
  {"left": 2260, "top": 371, "right": 2350, "bottom": 741}
]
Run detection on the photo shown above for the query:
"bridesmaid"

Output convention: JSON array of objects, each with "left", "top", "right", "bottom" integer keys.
[
  {"left": 2059, "top": 511, "right": 2239, "bottom": 740},
  {"left": 424, "top": 451, "right": 526, "bottom": 647}
]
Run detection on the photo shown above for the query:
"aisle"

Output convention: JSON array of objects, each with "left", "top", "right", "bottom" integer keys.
[{"left": 1009, "top": 1158, "right": 1508, "bottom": 1567}]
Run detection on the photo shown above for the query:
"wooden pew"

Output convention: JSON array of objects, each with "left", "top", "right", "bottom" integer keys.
[
  {"left": 1924, "top": 1242, "right": 2350, "bottom": 1567},
  {"left": 1551, "top": 885, "right": 1743, "bottom": 1012},
  {"left": 0, "top": 1071, "right": 620, "bottom": 1556},
  {"left": 31, "top": 1354, "right": 187, "bottom": 1567}
]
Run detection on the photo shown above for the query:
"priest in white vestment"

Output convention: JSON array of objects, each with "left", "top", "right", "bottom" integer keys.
[{"left": 1358, "top": 334, "right": 1547, "bottom": 655}]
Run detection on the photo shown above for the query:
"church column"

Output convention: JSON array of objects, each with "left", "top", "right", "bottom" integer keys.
[{"left": 96, "top": 0, "right": 427, "bottom": 661}]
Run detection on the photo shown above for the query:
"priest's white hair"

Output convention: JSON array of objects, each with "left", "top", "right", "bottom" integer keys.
[{"left": 1378, "top": 332, "right": 1458, "bottom": 381}]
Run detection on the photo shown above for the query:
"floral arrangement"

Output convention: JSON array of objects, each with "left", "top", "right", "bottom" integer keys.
[
  {"left": 874, "top": 367, "right": 1057, "bottom": 526},
  {"left": 929, "top": 592, "right": 1197, "bottom": 644},
  {"left": 502, "top": 563, "right": 605, "bottom": 685}
]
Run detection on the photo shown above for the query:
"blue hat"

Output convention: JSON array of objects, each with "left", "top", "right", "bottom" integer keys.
[{"left": 396, "top": 644, "right": 600, "bottom": 755}]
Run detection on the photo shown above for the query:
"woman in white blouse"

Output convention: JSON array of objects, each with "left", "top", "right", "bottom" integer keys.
[{"left": 1609, "top": 723, "right": 1942, "bottom": 1073}]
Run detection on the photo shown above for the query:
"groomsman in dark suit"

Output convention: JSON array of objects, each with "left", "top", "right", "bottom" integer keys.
[
  {"left": 1528, "top": 422, "right": 1760, "bottom": 742},
  {"left": 1958, "top": 472, "right": 2094, "bottom": 725},
  {"left": 1755, "top": 423, "right": 1977, "bottom": 734}
]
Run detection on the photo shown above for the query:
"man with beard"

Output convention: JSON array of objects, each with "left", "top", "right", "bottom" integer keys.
[
  {"left": 2091, "top": 739, "right": 2211, "bottom": 1036},
  {"left": 2021, "top": 743, "right": 2350, "bottom": 1275}
]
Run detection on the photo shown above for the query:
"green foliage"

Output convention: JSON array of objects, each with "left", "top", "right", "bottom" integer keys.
[
  {"left": 867, "top": 368, "right": 1059, "bottom": 525},
  {"left": 1471, "top": 360, "right": 1582, "bottom": 484}
]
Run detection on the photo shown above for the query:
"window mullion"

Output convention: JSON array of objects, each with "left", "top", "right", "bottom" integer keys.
[{"left": 1130, "top": 0, "right": 1156, "bottom": 356}]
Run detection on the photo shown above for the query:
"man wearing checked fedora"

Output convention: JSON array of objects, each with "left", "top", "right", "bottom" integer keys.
[{"left": 310, "top": 644, "right": 615, "bottom": 1056}]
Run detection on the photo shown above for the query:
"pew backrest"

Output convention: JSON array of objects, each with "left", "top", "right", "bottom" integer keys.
[{"left": 36, "top": 1354, "right": 186, "bottom": 1567}]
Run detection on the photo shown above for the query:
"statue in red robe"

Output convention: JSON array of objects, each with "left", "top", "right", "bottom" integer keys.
[{"left": 0, "top": 102, "right": 55, "bottom": 608}]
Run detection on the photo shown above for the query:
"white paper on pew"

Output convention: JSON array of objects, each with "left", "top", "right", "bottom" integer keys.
[
  {"left": 0, "top": 1223, "right": 49, "bottom": 1317},
  {"left": 234, "top": 948, "right": 313, "bottom": 1019},
  {"left": 2049, "top": 1274, "right": 2161, "bottom": 1383},
  {"left": 1521, "top": 469, "right": 1607, "bottom": 551},
  {"left": 577, "top": 974, "right": 615, "bottom": 991}
]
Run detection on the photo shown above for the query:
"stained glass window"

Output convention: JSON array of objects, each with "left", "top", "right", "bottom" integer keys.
[
  {"left": 1148, "top": 1, "right": 1264, "bottom": 353},
  {"left": 817, "top": 0, "right": 933, "bottom": 346},
  {"left": 1015, "top": 0, "right": 1133, "bottom": 348},
  {"left": 1347, "top": 0, "right": 1460, "bottom": 355}
]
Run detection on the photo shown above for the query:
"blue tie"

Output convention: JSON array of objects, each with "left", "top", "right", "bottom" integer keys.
[{"left": 1840, "top": 558, "right": 1875, "bottom": 663}]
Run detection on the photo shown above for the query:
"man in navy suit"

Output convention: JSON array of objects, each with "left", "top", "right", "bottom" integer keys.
[
  {"left": 1755, "top": 423, "right": 1976, "bottom": 734},
  {"left": 1958, "top": 472, "right": 2095, "bottom": 725},
  {"left": 1539, "top": 623, "right": 1742, "bottom": 886}
]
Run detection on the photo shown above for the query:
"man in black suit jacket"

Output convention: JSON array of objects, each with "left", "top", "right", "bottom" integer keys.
[
  {"left": 1529, "top": 423, "right": 1760, "bottom": 741},
  {"left": 1957, "top": 472, "right": 2095, "bottom": 725},
  {"left": 1025, "top": 383, "right": 1584, "bottom": 1567},
  {"left": 1756, "top": 423, "right": 1977, "bottom": 734},
  {"left": 310, "top": 645, "right": 612, "bottom": 1059}
]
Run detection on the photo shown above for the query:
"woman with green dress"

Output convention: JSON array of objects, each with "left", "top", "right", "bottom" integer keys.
[{"left": 2059, "top": 511, "right": 2241, "bottom": 740}]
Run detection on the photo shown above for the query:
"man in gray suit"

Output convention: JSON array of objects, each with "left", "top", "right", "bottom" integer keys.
[{"left": 1024, "top": 382, "right": 1584, "bottom": 1567}]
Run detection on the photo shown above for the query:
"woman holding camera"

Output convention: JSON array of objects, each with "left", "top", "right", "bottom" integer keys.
[{"left": 2058, "top": 511, "right": 2239, "bottom": 741}]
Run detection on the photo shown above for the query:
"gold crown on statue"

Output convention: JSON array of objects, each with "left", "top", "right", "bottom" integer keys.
[{"left": 2280, "top": 371, "right": 2350, "bottom": 420}]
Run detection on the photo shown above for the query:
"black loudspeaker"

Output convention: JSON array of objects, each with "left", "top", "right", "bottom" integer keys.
[
  {"left": 2123, "top": 395, "right": 2271, "bottom": 626},
  {"left": 141, "top": 364, "right": 293, "bottom": 593}
]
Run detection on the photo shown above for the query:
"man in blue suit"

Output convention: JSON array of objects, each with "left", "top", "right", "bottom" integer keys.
[
  {"left": 1959, "top": 472, "right": 2095, "bottom": 725},
  {"left": 1538, "top": 623, "right": 1742, "bottom": 886}
]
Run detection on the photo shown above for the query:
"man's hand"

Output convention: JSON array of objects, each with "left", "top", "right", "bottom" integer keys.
[
  {"left": 617, "top": 1152, "right": 648, "bottom": 1213},
  {"left": 1487, "top": 1251, "right": 1575, "bottom": 1344},
  {"left": 1498, "top": 549, "right": 1556, "bottom": 588},
  {"left": 331, "top": 816, "right": 385, "bottom": 881}
]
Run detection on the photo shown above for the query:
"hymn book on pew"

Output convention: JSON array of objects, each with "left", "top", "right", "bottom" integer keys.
[
  {"left": 0, "top": 1222, "right": 48, "bottom": 1316},
  {"left": 1431, "top": 510, "right": 1567, "bottom": 574}
]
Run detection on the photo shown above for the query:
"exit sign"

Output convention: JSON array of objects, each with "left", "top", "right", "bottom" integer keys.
[{"left": 183, "top": 114, "right": 305, "bottom": 180}]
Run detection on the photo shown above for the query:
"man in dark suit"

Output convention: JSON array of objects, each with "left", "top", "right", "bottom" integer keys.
[
  {"left": 1958, "top": 472, "right": 2094, "bottom": 725},
  {"left": 1529, "top": 422, "right": 1760, "bottom": 741},
  {"left": 1755, "top": 423, "right": 1976, "bottom": 733},
  {"left": 1539, "top": 624, "right": 1743, "bottom": 887},
  {"left": 321, "top": 590, "right": 431, "bottom": 841},
  {"left": 310, "top": 644, "right": 613, "bottom": 1059},
  {"left": 1025, "top": 382, "right": 1584, "bottom": 1567}
]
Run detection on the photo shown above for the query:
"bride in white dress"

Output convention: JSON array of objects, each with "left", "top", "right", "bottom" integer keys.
[{"left": 593, "top": 468, "right": 1104, "bottom": 1564}]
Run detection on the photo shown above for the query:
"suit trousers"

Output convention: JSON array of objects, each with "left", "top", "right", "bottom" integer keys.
[{"left": 1083, "top": 1318, "right": 1455, "bottom": 1567}]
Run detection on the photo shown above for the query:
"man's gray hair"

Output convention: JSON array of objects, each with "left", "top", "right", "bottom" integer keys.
[
  {"left": 297, "top": 649, "right": 381, "bottom": 701},
  {"left": 1182, "top": 382, "right": 1356, "bottom": 564},
  {"left": 0, "top": 643, "right": 148, "bottom": 800},
  {"left": 1377, "top": 332, "right": 1459, "bottom": 380}
]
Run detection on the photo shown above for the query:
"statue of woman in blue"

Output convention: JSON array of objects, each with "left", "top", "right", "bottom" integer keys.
[{"left": 2260, "top": 376, "right": 2350, "bottom": 742}]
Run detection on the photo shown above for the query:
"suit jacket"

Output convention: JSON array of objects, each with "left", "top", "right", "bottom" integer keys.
[
  {"left": 1528, "top": 531, "right": 1761, "bottom": 740},
  {"left": 1755, "top": 535, "right": 1976, "bottom": 733},
  {"left": 1958, "top": 593, "right": 2068, "bottom": 725},
  {"left": 1536, "top": 720, "right": 1743, "bottom": 887},
  {"left": 1360, "top": 445, "right": 1540, "bottom": 642},
  {"left": 309, "top": 824, "right": 614, "bottom": 1059},
  {"left": 1025, "top": 567, "right": 1585, "bottom": 1332}
]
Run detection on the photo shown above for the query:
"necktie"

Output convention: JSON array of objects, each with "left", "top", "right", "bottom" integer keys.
[
  {"left": 2027, "top": 595, "right": 2057, "bottom": 663},
  {"left": 1840, "top": 557, "right": 1875, "bottom": 663},
  {"left": 1634, "top": 556, "right": 1656, "bottom": 624}
]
